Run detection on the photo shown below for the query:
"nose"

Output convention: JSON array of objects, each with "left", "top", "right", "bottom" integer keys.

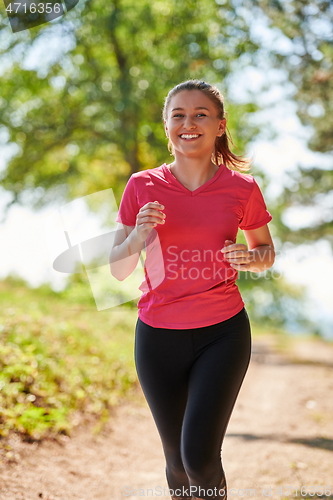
[{"left": 183, "top": 115, "right": 197, "bottom": 129}]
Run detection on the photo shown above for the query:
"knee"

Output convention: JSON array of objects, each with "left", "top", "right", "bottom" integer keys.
[
  {"left": 166, "top": 452, "right": 188, "bottom": 481},
  {"left": 182, "top": 449, "right": 218, "bottom": 485}
]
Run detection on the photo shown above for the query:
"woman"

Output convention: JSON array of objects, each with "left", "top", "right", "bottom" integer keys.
[{"left": 110, "top": 80, "right": 275, "bottom": 500}]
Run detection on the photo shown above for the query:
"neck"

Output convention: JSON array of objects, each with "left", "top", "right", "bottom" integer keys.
[{"left": 169, "top": 154, "right": 219, "bottom": 191}]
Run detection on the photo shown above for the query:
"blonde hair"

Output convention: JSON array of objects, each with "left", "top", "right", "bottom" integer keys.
[{"left": 162, "top": 79, "right": 251, "bottom": 172}]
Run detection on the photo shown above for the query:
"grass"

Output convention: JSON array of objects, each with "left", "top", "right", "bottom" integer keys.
[{"left": 0, "top": 275, "right": 138, "bottom": 445}]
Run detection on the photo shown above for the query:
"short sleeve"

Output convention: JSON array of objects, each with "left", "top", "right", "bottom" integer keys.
[
  {"left": 239, "top": 179, "right": 272, "bottom": 230},
  {"left": 115, "top": 175, "right": 138, "bottom": 226}
]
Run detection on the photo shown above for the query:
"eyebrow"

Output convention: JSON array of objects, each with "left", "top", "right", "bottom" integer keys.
[{"left": 171, "top": 106, "right": 210, "bottom": 112}]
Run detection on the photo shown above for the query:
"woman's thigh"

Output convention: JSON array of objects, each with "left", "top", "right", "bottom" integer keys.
[
  {"left": 181, "top": 308, "right": 252, "bottom": 471},
  {"left": 134, "top": 319, "right": 193, "bottom": 446}
]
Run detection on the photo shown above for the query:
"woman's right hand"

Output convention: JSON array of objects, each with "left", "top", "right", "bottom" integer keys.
[{"left": 135, "top": 201, "right": 166, "bottom": 242}]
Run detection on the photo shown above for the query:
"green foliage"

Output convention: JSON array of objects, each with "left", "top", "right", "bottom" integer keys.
[
  {"left": 259, "top": 0, "right": 333, "bottom": 154},
  {"left": 0, "top": 276, "right": 138, "bottom": 444},
  {"left": 237, "top": 269, "right": 311, "bottom": 329},
  {"left": 0, "top": 0, "right": 260, "bottom": 214},
  {"left": 257, "top": 0, "right": 333, "bottom": 246},
  {"left": 235, "top": 230, "right": 314, "bottom": 331},
  {"left": 271, "top": 165, "right": 333, "bottom": 246}
]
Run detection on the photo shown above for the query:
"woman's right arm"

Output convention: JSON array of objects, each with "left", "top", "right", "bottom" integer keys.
[
  {"left": 109, "top": 201, "right": 166, "bottom": 281},
  {"left": 109, "top": 224, "right": 143, "bottom": 281}
]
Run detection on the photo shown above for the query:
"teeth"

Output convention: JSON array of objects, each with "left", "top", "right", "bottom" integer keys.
[{"left": 180, "top": 134, "right": 200, "bottom": 139}]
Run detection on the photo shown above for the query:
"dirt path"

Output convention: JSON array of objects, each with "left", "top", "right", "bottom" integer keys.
[{"left": 1, "top": 336, "right": 333, "bottom": 500}]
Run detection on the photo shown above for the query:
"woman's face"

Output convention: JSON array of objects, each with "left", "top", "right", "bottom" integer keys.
[{"left": 164, "top": 90, "right": 226, "bottom": 160}]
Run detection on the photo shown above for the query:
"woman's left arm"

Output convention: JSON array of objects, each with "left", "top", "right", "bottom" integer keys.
[{"left": 221, "top": 224, "right": 275, "bottom": 273}]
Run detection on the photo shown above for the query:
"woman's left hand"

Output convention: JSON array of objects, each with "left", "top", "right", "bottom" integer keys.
[{"left": 221, "top": 240, "right": 254, "bottom": 271}]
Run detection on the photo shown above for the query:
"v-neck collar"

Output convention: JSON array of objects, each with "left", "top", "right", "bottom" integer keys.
[{"left": 162, "top": 163, "right": 226, "bottom": 196}]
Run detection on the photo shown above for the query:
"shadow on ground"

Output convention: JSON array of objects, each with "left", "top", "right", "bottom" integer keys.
[{"left": 226, "top": 433, "right": 333, "bottom": 452}]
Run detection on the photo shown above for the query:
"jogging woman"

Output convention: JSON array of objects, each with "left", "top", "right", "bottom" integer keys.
[{"left": 110, "top": 80, "right": 275, "bottom": 500}]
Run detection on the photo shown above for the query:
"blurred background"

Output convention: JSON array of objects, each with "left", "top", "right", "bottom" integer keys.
[{"left": 0, "top": 0, "right": 332, "bottom": 443}]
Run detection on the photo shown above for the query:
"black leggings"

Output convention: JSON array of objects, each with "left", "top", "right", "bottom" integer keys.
[{"left": 134, "top": 307, "right": 252, "bottom": 500}]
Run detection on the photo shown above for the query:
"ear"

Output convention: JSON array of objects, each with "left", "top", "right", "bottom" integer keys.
[
  {"left": 164, "top": 120, "right": 169, "bottom": 137},
  {"left": 217, "top": 118, "right": 226, "bottom": 137}
]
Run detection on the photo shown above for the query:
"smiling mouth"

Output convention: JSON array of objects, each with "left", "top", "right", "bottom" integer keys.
[{"left": 179, "top": 134, "right": 202, "bottom": 140}]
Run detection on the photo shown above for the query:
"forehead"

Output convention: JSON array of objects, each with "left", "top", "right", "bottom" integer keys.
[{"left": 169, "top": 90, "right": 216, "bottom": 111}]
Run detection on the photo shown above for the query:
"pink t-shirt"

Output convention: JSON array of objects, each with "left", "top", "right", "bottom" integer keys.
[{"left": 115, "top": 163, "right": 272, "bottom": 329}]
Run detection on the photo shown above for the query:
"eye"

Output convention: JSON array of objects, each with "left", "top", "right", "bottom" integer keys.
[{"left": 172, "top": 113, "right": 207, "bottom": 118}]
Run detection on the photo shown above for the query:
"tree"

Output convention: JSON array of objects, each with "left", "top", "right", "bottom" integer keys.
[
  {"left": 0, "top": 0, "right": 259, "bottom": 213},
  {"left": 256, "top": 0, "right": 333, "bottom": 246}
]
